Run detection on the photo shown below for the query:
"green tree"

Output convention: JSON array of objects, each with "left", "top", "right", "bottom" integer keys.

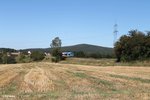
[
  {"left": 50, "top": 37, "right": 62, "bottom": 62},
  {"left": 30, "top": 51, "right": 45, "bottom": 61},
  {"left": 114, "top": 30, "right": 150, "bottom": 62},
  {"left": 7, "top": 56, "right": 16, "bottom": 64},
  {"left": 15, "top": 53, "right": 31, "bottom": 63},
  {"left": 2, "top": 53, "right": 8, "bottom": 64},
  {"left": 0, "top": 54, "right": 3, "bottom": 64},
  {"left": 50, "top": 37, "right": 62, "bottom": 48},
  {"left": 0, "top": 49, "right": 16, "bottom": 64}
]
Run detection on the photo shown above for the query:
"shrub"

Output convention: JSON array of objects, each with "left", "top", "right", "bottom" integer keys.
[
  {"left": 0, "top": 57, "right": 3, "bottom": 64},
  {"left": 1, "top": 54, "right": 16, "bottom": 64},
  {"left": 51, "top": 56, "right": 61, "bottom": 63},
  {"left": 16, "top": 53, "right": 32, "bottom": 63},
  {"left": 51, "top": 48, "right": 62, "bottom": 62},
  {"left": 30, "top": 51, "right": 45, "bottom": 61},
  {"left": 7, "top": 56, "right": 16, "bottom": 64}
]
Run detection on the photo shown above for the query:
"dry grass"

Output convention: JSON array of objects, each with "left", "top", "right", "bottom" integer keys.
[
  {"left": 60, "top": 58, "right": 150, "bottom": 66},
  {"left": 0, "top": 62, "right": 150, "bottom": 100}
]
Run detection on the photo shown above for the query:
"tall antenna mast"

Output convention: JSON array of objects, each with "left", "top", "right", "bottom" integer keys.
[{"left": 113, "top": 23, "right": 118, "bottom": 45}]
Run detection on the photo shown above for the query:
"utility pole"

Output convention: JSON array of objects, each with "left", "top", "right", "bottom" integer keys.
[{"left": 113, "top": 23, "right": 118, "bottom": 45}]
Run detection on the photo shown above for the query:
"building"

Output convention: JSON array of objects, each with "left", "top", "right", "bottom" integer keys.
[
  {"left": 10, "top": 52, "right": 20, "bottom": 56},
  {"left": 28, "top": 51, "right": 31, "bottom": 55},
  {"left": 62, "top": 52, "right": 74, "bottom": 57}
]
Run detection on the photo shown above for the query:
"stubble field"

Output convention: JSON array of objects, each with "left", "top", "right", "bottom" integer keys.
[{"left": 0, "top": 62, "right": 150, "bottom": 100}]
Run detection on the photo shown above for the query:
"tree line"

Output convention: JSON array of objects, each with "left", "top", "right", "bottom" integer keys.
[
  {"left": 114, "top": 30, "right": 150, "bottom": 62},
  {"left": 2, "top": 30, "right": 148, "bottom": 64},
  {"left": 50, "top": 37, "right": 115, "bottom": 62},
  {"left": 0, "top": 50, "right": 45, "bottom": 64},
  {"left": 74, "top": 51, "right": 114, "bottom": 59}
]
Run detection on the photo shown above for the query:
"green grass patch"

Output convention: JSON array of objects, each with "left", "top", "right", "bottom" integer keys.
[
  {"left": 1, "top": 82, "right": 17, "bottom": 95},
  {"left": 45, "top": 91, "right": 60, "bottom": 99},
  {"left": 72, "top": 90, "right": 89, "bottom": 95},
  {"left": 73, "top": 72, "right": 88, "bottom": 78},
  {"left": 94, "top": 85, "right": 131, "bottom": 98},
  {"left": 54, "top": 80, "right": 66, "bottom": 85},
  {"left": 90, "top": 76, "right": 113, "bottom": 86},
  {"left": 71, "top": 71, "right": 114, "bottom": 86},
  {"left": 110, "top": 74, "right": 150, "bottom": 83},
  {"left": 19, "top": 91, "right": 60, "bottom": 100}
]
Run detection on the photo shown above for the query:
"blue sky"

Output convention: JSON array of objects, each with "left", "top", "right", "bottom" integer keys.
[{"left": 0, "top": 0, "right": 150, "bottom": 49}]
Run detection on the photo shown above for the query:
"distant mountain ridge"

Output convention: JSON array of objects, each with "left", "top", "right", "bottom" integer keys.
[
  {"left": 22, "top": 44, "right": 113, "bottom": 54},
  {"left": 61, "top": 44, "right": 113, "bottom": 54}
]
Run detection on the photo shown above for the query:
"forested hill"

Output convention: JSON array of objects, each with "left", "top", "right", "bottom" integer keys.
[{"left": 21, "top": 44, "right": 113, "bottom": 54}]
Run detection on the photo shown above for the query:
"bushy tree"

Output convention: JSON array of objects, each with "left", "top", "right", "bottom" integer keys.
[
  {"left": 114, "top": 30, "right": 150, "bottom": 62},
  {"left": 2, "top": 53, "right": 8, "bottom": 64},
  {"left": 16, "top": 53, "right": 25, "bottom": 62},
  {"left": 30, "top": 51, "right": 45, "bottom": 61},
  {"left": 50, "top": 37, "right": 62, "bottom": 48},
  {"left": 7, "top": 56, "right": 16, "bottom": 64},
  {"left": 0, "top": 54, "right": 3, "bottom": 64},
  {"left": 50, "top": 37, "right": 62, "bottom": 62},
  {"left": 16, "top": 53, "right": 31, "bottom": 63},
  {"left": 1, "top": 54, "right": 16, "bottom": 64}
]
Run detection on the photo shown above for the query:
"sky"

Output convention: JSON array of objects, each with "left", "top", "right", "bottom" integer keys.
[{"left": 0, "top": 0, "right": 150, "bottom": 49}]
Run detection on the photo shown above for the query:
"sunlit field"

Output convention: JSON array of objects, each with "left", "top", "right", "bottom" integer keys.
[
  {"left": 60, "top": 58, "right": 150, "bottom": 66},
  {"left": 0, "top": 62, "right": 150, "bottom": 100}
]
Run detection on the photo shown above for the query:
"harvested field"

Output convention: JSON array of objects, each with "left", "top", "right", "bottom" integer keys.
[{"left": 0, "top": 62, "right": 150, "bottom": 100}]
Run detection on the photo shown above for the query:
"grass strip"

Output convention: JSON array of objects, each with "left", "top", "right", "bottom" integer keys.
[{"left": 110, "top": 74, "right": 150, "bottom": 83}]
